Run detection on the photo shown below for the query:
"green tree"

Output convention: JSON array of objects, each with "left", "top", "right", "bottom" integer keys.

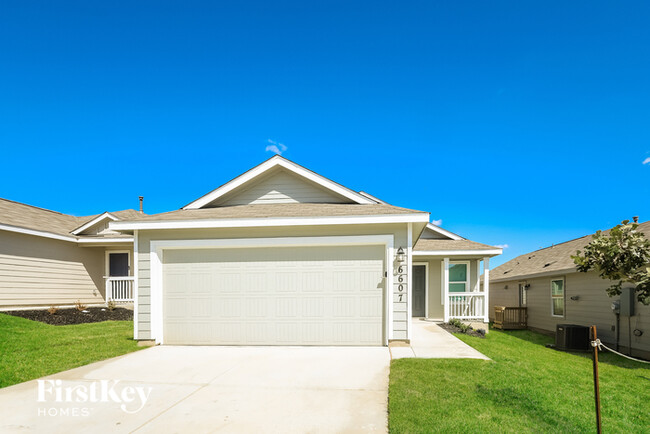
[{"left": 572, "top": 220, "right": 650, "bottom": 305}]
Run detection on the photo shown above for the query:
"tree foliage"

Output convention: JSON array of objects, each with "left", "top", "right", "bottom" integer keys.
[{"left": 572, "top": 220, "right": 650, "bottom": 305}]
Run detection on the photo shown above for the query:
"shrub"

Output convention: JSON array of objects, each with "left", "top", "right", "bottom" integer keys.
[
  {"left": 47, "top": 306, "right": 58, "bottom": 315},
  {"left": 106, "top": 300, "right": 116, "bottom": 311},
  {"left": 74, "top": 300, "right": 87, "bottom": 312}
]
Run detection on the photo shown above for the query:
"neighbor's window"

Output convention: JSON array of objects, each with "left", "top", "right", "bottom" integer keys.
[
  {"left": 551, "top": 278, "right": 565, "bottom": 317},
  {"left": 449, "top": 262, "right": 469, "bottom": 293}
]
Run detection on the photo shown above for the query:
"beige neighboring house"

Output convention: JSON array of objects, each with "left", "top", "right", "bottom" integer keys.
[
  {"left": 489, "top": 221, "right": 650, "bottom": 358},
  {"left": 1, "top": 156, "right": 501, "bottom": 346},
  {"left": 0, "top": 199, "right": 142, "bottom": 308}
]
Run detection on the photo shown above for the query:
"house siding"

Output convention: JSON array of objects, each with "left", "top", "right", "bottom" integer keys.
[
  {"left": 136, "top": 223, "right": 409, "bottom": 341},
  {"left": 211, "top": 170, "right": 351, "bottom": 206},
  {"left": 490, "top": 271, "right": 650, "bottom": 358},
  {"left": 0, "top": 230, "right": 105, "bottom": 308}
]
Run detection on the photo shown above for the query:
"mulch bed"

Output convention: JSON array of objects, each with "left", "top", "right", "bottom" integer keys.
[
  {"left": 438, "top": 322, "right": 486, "bottom": 338},
  {"left": 3, "top": 307, "right": 133, "bottom": 326}
]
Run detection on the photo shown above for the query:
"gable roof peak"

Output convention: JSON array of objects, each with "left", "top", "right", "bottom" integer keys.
[{"left": 183, "top": 156, "right": 378, "bottom": 209}]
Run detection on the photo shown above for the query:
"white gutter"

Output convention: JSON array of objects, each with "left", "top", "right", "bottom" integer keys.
[
  {"left": 109, "top": 213, "right": 430, "bottom": 231},
  {"left": 0, "top": 223, "right": 133, "bottom": 244},
  {"left": 413, "top": 249, "right": 503, "bottom": 256}
]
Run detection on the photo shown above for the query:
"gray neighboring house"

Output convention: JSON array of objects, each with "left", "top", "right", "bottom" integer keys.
[
  {"left": 1, "top": 156, "right": 501, "bottom": 346},
  {"left": 0, "top": 199, "right": 142, "bottom": 308},
  {"left": 489, "top": 221, "right": 650, "bottom": 358}
]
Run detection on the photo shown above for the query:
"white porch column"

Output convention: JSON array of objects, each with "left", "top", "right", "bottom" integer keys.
[
  {"left": 483, "top": 257, "right": 490, "bottom": 323},
  {"left": 474, "top": 259, "right": 481, "bottom": 292},
  {"left": 443, "top": 257, "right": 450, "bottom": 322}
]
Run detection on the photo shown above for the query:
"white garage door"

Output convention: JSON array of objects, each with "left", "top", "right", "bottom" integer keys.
[{"left": 162, "top": 245, "right": 385, "bottom": 345}]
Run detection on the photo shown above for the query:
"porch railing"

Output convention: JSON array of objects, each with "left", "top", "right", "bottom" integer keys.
[
  {"left": 447, "top": 293, "right": 486, "bottom": 320},
  {"left": 105, "top": 276, "right": 135, "bottom": 303},
  {"left": 493, "top": 306, "right": 527, "bottom": 330}
]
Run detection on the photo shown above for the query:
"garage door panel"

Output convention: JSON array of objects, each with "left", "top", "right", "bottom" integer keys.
[{"left": 162, "top": 245, "right": 385, "bottom": 345}]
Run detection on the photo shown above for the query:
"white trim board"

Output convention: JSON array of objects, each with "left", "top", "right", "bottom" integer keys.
[
  {"left": 71, "top": 212, "right": 118, "bottom": 235},
  {"left": 111, "top": 213, "right": 430, "bottom": 231},
  {"left": 0, "top": 223, "right": 134, "bottom": 245},
  {"left": 0, "top": 223, "right": 77, "bottom": 242},
  {"left": 77, "top": 237, "right": 134, "bottom": 244},
  {"left": 413, "top": 249, "right": 502, "bottom": 256},
  {"left": 183, "top": 155, "right": 377, "bottom": 209},
  {"left": 425, "top": 222, "right": 463, "bottom": 241},
  {"left": 133, "top": 230, "right": 139, "bottom": 340},
  {"left": 149, "top": 235, "right": 394, "bottom": 345}
]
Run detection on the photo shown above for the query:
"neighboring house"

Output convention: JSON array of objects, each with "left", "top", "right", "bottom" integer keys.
[
  {"left": 0, "top": 199, "right": 142, "bottom": 308},
  {"left": 1, "top": 156, "right": 501, "bottom": 346},
  {"left": 489, "top": 221, "right": 650, "bottom": 358}
]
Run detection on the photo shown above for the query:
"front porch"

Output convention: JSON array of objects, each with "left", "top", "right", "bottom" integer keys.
[{"left": 410, "top": 254, "right": 493, "bottom": 324}]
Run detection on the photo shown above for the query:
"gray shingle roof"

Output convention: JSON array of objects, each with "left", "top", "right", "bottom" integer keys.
[
  {"left": 127, "top": 203, "right": 428, "bottom": 222},
  {"left": 414, "top": 239, "right": 499, "bottom": 252},
  {"left": 490, "top": 221, "right": 650, "bottom": 282},
  {"left": 0, "top": 197, "right": 141, "bottom": 238}
]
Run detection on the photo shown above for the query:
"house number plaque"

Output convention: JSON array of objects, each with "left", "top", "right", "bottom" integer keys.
[{"left": 395, "top": 264, "right": 407, "bottom": 302}]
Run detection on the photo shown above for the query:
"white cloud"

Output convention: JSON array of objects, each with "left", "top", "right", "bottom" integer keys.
[
  {"left": 643, "top": 157, "right": 650, "bottom": 165},
  {"left": 431, "top": 219, "right": 442, "bottom": 226},
  {"left": 495, "top": 244, "right": 509, "bottom": 249},
  {"left": 266, "top": 139, "right": 288, "bottom": 155}
]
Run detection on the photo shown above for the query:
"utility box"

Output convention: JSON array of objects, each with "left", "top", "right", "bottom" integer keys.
[{"left": 620, "top": 287, "right": 636, "bottom": 316}]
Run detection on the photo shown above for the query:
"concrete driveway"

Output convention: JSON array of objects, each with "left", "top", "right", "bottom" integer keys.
[{"left": 0, "top": 346, "right": 390, "bottom": 433}]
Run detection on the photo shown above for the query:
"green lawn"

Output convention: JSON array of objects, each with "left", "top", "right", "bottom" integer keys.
[
  {"left": 389, "top": 329, "right": 650, "bottom": 433},
  {"left": 0, "top": 313, "right": 143, "bottom": 388}
]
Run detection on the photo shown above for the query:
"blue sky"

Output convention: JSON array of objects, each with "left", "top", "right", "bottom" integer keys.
[{"left": 1, "top": 1, "right": 649, "bottom": 267}]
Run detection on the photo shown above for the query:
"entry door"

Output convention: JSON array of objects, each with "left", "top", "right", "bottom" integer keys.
[
  {"left": 109, "top": 253, "right": 129, "bottom": 277},
  {"left": 412, "top": 265, "right": 426, "bottom": 317}
]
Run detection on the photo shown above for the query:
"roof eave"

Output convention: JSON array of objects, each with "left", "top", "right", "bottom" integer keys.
[
  {"left": 110, "top": 213, "right": 430, "bottom": 231},
  {"left": 412, "top": 248, "right": 503, "bottom": 257},
  {"left": 490, "top": 267, "right": 578, "bottom": 282}
]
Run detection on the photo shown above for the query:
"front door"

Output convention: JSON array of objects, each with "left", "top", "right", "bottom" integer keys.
[
  {"left": 109, "top": 253, "right": 129, "bottom": 277},
  {"left": 412, "top": 265, "right": 426, "bottom": 317}
]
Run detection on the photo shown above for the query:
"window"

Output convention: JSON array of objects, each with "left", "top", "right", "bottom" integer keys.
[
  {"left": 519, "top": 283, "right": 527, "bottom": 307},
  {"left": 551, "top": 278, "right": 564, "bottom": 317},
  {"left": 449, "top": 262, "right": 469, "bottom": 293}
]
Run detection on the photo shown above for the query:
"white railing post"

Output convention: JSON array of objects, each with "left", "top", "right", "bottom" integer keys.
[
  {"left": 483, "top": 257, "right": 490, "bottom": 323},
  {"left": 443, "top": 258, "right": 450, "bottom": 322},
  {"left": 106, "top": 278, "right": 112, "bottom": 302}
]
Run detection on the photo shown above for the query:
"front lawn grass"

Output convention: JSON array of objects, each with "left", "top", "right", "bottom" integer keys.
[
  {"left": 0, "top": 313, "right": 143, "bottom": 388},
  {"left": 389, "top": 329, "right": 650, "bottom": 433}
]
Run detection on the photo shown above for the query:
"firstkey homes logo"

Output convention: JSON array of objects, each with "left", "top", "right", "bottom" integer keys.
[{"left": 37, "top": 379, "right": 152, "bottom": 417}]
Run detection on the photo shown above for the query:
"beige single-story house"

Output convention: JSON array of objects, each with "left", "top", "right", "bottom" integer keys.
[
  {"left": 488, "top": 221, "right": 650, "bottom": 359},
  {"left": 1, "top": 156, "right": 501, "bottom": 346},
  {"left": 0, "top": 199, "right": 141, "bottom": 308}
]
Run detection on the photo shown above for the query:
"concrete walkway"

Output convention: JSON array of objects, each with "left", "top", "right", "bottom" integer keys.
[
  {"left": 0, "top": 346, "right": 390, "bottom": 433},
  {"left": 389, "top": 319, "right": 490, "bottom": 360}
]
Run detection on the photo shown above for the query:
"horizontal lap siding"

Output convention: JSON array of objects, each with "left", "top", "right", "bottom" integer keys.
[
  {"left": 0, "top": 231, "right": 105, "bottom": 308},
  {"left": 489, "top": 281, "right": 520, "bottom": 320},
  {"left": 214, "top": 171, "right": 349, "bottom": 206},
  {"left": 492, "top": 272, "right": 650, "bottom": 356}
]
